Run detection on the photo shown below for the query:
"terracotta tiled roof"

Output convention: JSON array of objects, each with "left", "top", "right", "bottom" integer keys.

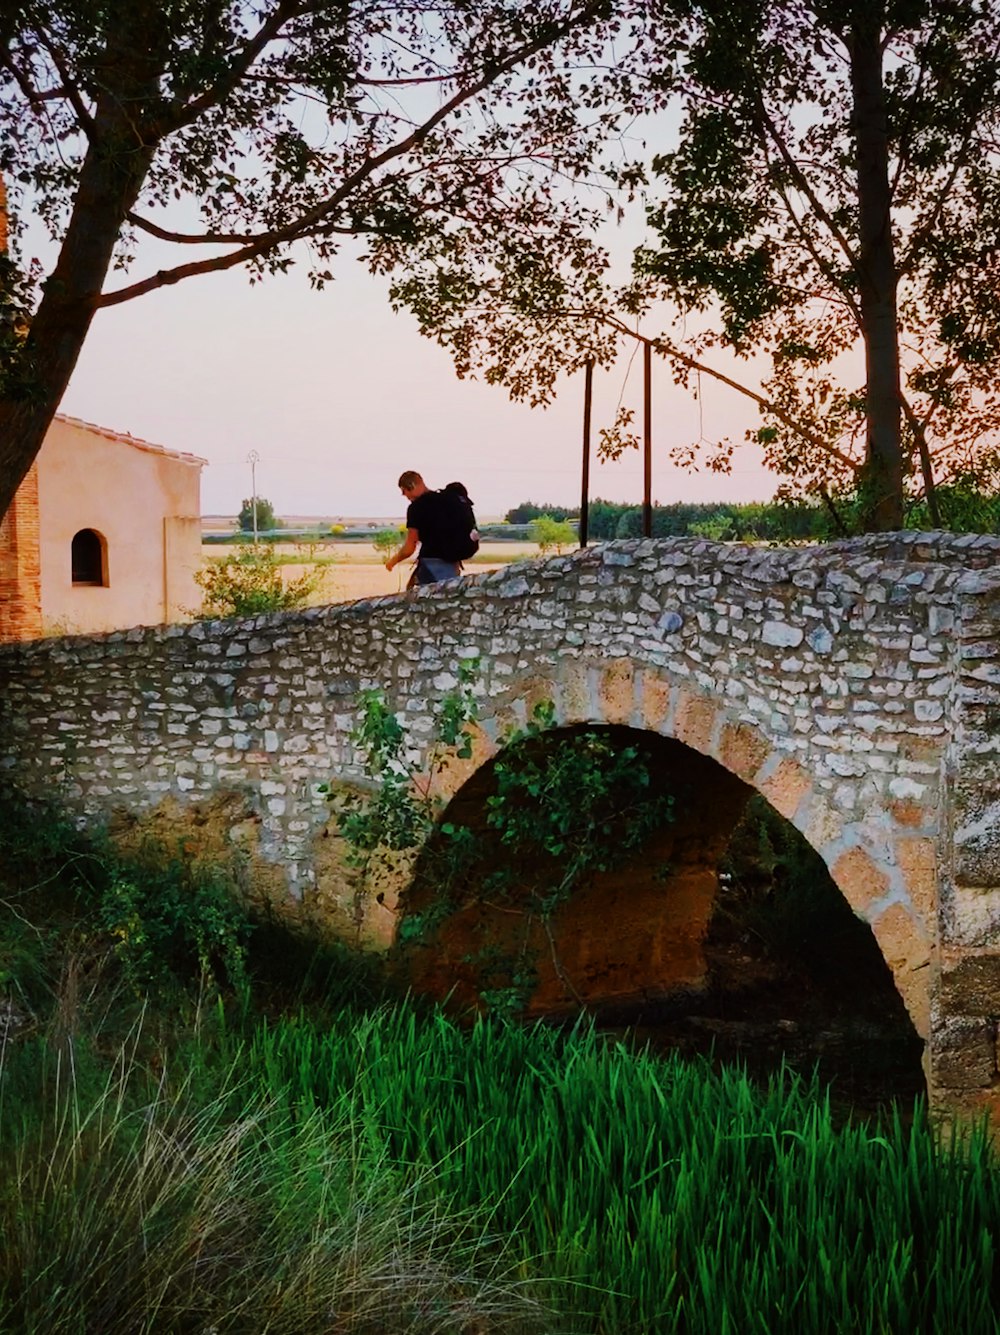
[{"left": 54, "top": 413, "right": 208, "bottom": 468}]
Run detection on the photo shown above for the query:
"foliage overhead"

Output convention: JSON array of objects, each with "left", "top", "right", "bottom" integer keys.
[
  {"left": 7, "top": 2, "right": 993, "bottom": 535},
  {"left": 626, "top": 0, "right": 1000, "bottom": 529},
  {"left": 421, "top": 1, "right": 1000, "bottom": 532},
  {"left": 0, "top": 0, "right": 660, "bottom": 519}
]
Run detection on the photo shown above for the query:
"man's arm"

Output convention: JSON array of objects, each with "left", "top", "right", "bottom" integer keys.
[{"left": 385, "top": 528, "right": 419, "bottom": 571}]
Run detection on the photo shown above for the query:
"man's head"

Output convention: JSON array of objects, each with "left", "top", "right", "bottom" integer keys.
[{"left": 398, "top": 470, "right": 427, "bottom": 501}]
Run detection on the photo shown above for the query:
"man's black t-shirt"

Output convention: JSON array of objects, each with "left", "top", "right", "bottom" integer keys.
[{"left": 405, "top": 490, "right": 450, "bottom": 561}]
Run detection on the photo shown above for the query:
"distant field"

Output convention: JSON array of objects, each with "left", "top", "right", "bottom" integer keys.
[{"left": 199, "top": 540, "right": 546, "bottom": 605}]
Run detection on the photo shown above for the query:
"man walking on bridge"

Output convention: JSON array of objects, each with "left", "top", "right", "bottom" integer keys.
[{"left": 385, "top": 470, "right": 462, "bottom": 586}]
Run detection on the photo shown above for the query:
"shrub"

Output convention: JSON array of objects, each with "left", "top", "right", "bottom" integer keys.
[
  {"left": 195, "top": 546, "right": 320, "bottom": 618},
  {"left": 0, "top": 796, "right": 252, "bottom": 1018},
  {"left": 97, "top": 852, "right": 250, "bottom": 995},
  {"left": 688, "top": 512, "right": 734, "bottom": 541},
  {"left": 371, "top": 526, "right": 404, "bottom": 556},
  {"left": 529, "top": 515, "right": 576, "bottom": 552}
]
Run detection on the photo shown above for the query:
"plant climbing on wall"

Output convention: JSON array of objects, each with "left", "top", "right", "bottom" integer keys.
[
  {"left": 330, "top": 669, "right": 676, "bottom": 1018},
  {"left": 321, "top": 657, "right": 480, "bottom": 910}
]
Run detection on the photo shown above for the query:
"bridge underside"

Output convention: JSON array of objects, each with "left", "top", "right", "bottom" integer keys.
[
  {"left": 395, "top": 728, "right": 924, "bottom": 1102},
  {"left": 401, "top": 729, "right": 753, "bottom": 1015}
]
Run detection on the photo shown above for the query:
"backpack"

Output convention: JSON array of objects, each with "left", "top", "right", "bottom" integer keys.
[{"left": 434, "top": 487, "right": 479, "bottom": 562}]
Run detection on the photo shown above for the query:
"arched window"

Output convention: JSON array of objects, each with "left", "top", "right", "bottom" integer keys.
[{"left": 71, "top": 528, "right": 107, "bottom": 586}]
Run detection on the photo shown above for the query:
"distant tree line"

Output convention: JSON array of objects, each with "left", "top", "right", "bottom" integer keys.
[
  {"left": 505, "top": 499, "right": 826, "bottom": 541},
  {"left": 592, "top": 501, "right": 824, "bottom": 542},
  {"left": 506, "top": 490, "right": 1000, "bottom": 542},
  {"left": 504, "top": 502, "right": 579, "bottom": 525}
]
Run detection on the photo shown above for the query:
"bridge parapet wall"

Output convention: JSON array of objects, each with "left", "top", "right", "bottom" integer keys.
[
  {"left": 0, "top": 533, "right": 986, "bottom": 892},
  {"left": 2, "top": 532, "right": 1000, "bottom": 1114}
]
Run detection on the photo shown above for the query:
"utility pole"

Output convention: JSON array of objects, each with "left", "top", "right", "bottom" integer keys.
[
  {"left": 643, "top": 340, "right": 652, "bottom": 539},
  {"left": 247, "top": 449, "right": 260, "bottom": 543},
  {"left": 579, "top": 360, "right": 593, "bottom": 548}
]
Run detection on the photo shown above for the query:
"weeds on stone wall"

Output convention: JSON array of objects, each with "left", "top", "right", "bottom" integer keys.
[
  {"left": 0, "top": 796, "right": 251, "bottom": 1014},
  {"left": 322, "top": 656, "right": 479, "bottom": 883}
]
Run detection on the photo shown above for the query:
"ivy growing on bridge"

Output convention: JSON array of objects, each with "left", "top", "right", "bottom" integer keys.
[{"left": 329, "top": 667, "right": 675, "bottom": 1017}]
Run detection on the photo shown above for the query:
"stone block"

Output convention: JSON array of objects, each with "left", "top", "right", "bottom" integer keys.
[
  {"left": 554, "top": 661, "right": 592, "bottom": 725},
  {"left": 758, "top": 757, "right": 811, "bottom": 820},
  {"left": 640, "top": 673, "right": 672, "bottom": 733},
  {"left": 869, "top": 902, "right": 933, "bottom": 1038},
  {"left": 672, "top": 691, "right": 718, "bottom": 753},
  {"left": 598, "top": 658, "right": 635, "bottom": 726},
  {"left": 953, "top": 779, "right": 1000, "bottom": 887},
  {"left": 718, "top": 722, "right": 771, "bottom": 784},
  {"left": 799, "top": 796, "right": 844, "bottom": 854},
  {"left": 940, "top": 954, "right": 1000, "bottom": 1016},
  {"left": 894, "top": 836, "right": 938, "bottom": 930},
  {"left": 518, "top": 675, "right": 560, "bottom": 726},
  {"left": 942, "top": 883, "right": 1000, "bottom": 948},
  {"left": 930, "top": 1016, "right": 997, "bottom": 1089},
  {"left": 888, "top": 797, "right": 925, "bottom": 829},
  {"left": 831, "top": 845, "right": 890, "bottom": 916}
]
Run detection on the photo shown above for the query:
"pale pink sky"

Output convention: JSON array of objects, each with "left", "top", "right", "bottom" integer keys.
[{"left": 57, "top": 237, "right": 777, "bottom": 521}]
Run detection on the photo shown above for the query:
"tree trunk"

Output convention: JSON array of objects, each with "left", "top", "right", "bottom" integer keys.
[
  {"left": 849, "top": 12, "right": 904, "bottom": 531},
  {"left": 0, "top": 94, "right": 157, "bottom": 521}
]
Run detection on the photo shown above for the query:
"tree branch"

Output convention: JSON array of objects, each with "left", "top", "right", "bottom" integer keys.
[
  {"left": 99, "top": 1, "right": 607, "bottom": 308},
  {"left": 769, "top": 174, "right": 864, "bottom": 330},
  {"left": 154, "top": 0, "right": 306, "bottom": 137},
  {"left": 591, "top": 312, "right": 862, "bottom": 475},
  {"left": 0, "top": 54, "right": 60, "bottom": 106},
  {"left": 34, "top": 23, "right": 94, "bottom": 136},
  {"left": 749, "top": 88, "right": 859, "bottom": 275},
  {"left": 900, "top": 393, "right": 940, "bottom": 524}
]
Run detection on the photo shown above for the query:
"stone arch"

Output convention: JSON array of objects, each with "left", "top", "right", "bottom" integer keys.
[
  {"left": 398, "top": 719, "right": 753, "bottom": 1016},
  {"left": 406, "top": 656, "right": 934, "bottom": 1043}
]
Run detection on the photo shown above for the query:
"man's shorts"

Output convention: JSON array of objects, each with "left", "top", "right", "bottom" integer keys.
[{"left": 414, "top": 557, "right": 461, "bottom": 585}]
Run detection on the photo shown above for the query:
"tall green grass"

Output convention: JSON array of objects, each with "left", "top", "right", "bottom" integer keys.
[
  {"left": 5, "top": 1004, "right": 996, "bottom": 1334},
  {"left": 2, "top": 797, "right": 997, "bottom": 1333},
  {"left": 239, "top": 1009, "right": 1000, "bottom": 1334},
  {"left": 0, "top": 1024, "right": 547, "bottom": 1335}
]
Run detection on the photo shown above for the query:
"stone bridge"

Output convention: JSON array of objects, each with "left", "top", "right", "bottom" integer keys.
[{"left": 2, "top": 532, "right": 1000, "bottom": 1119}]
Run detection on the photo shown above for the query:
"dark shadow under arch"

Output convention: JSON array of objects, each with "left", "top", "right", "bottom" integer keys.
[
  {"left": 395, "top": 724, "right": 924, "bottom": 1114},
  {"left": 625, "top": 794, "right": 926, "bottom": 1116}
]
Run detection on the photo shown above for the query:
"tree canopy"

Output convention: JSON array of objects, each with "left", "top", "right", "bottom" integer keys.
[
  {"left": 421, "top": 0, "right": 1000, "bottom": 532},
  {"left": 237, "top": 496, "right": 278, "bottom": 533},
  {"left": 631, "top": 0, "right": 1000, "bottom": 530},
  {"left": 7, "top": 2, "right": 995, "bottom": 535},
  {"left": 0, "top": 0, "right": 653, "bottom": 520}
]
